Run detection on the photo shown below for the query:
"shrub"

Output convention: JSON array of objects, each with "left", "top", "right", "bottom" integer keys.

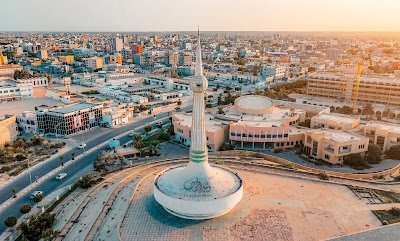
[
  {"left": 77, "top": 174, "right": 96, "bottom": 189},
  {"left": 158, "top": 132, "right": 171, "bottom": 141},
  {"left": 0, "top": 166, "right": 11, "bottom": 173},
  {"left": 144, "top": 125, "right": 152, "bottom": 133},
  {"left": 390, "top": 207, "right": 400, "bottom": 216},
  {"left": 318, "top": 173, "right": 330, "bottom": 180},
  {"left": 344, "top": 153, "right": 370, "bottom": 169},
  {"left": 20, "top": 204, "right": 32, "bottom": 216},
  {"left": 386, "top": 145, "right": 400, "bottom": 160},
  {"left": 15, "top": 154, "right": 26, "bottom": 162},
  {"left": 4, "top": 216, "right": 17, "bottom": 229},
  {"left": 18, "top": 213, "right": 56, "bottom": 241}
]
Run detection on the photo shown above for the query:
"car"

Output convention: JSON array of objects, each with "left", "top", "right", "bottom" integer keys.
[
  {"left": 30, "top": 191, "right": 43, "bottom": 199},
  {"left": 56, "top": 173, "right": 67, "bottom": 180},
  {"left": 128, "top": 132, "right": 135, "bottom": 137},
  {"left": 77, "top": 143, "right": 86, "bottom": 149}
]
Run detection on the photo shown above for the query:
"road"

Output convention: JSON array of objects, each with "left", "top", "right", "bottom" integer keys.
[{"left": 0, "top": 106, "right": 192, "bottom": 233}]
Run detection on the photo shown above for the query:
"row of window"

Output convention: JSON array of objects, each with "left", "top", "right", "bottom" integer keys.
[{"left": 230, "top": 132, "right": 289, "bottom": 138}]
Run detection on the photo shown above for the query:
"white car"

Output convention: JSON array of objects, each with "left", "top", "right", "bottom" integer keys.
[
  {"left": 77, "top": 143, "right": 87, "bottom": 149},
  {"left": 56, "top": 173, "right": 67, "bottom": 180},
  {"left": 30, "top": 191, "right": 43, "bottom": 199},
  {"left": 128, "top": 132, "right": 135, "bottom": 137}
]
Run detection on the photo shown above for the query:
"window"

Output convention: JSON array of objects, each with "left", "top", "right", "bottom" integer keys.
[
  {"left": 324, "top": 154, "right": 330, "bottom": 160},
  {"left": 230, "top": 132, "right": 235, "bottom": 136},
  {"left": 359, "top": 144, "right": 365, "bottom": 149}
]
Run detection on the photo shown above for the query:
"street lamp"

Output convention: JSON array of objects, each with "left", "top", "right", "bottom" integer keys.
[
  {"left": 55, "top": 122, "right": 62, "bottom": 143},
  {"left": 365, "top": 153, "right": 369, "bottom": 163},
  {"left": 28, "top": 157, "right": 32, "bottom": 184}
]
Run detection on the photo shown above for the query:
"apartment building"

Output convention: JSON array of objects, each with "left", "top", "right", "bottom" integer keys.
[
  {"left": 260, "top": 65, "right": 287, "bottom": 80},
  {"left": 307, "top": 73, "right": 400, "bottom": 107},
  {"left": 0, "top": 115, "right": 18, "bottom": 146}
]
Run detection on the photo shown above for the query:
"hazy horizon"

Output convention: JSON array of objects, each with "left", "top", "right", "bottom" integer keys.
[{"left": 1, "top": 0, "right": 400, "bottom": 32}]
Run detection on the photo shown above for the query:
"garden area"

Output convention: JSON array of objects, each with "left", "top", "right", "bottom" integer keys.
[
  {"left": 373, "top": 207, "right": 400, "bottom": 225},
  {"left": 0, "top": 136, "right": 66, "bottom": 179}
]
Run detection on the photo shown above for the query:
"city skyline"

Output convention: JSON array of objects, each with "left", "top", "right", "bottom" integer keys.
[{"left": 1, "top": 0, "right": 400, "bottom": 32}]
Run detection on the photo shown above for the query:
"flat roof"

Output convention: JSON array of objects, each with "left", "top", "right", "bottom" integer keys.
[
  {"left": 51, "top": 102, "right": 98, "bottom": 114},
  {"left": 174, "top": 112, "right": 226, "bottom": 132},
  {"left": 313, "top": 113, "right": 359, "bottom": 124},
  {"left": 0, "top": 97, "right": 62, "bottom": 119},
  {"left": 308, "top": 129, "right": 365, "bottom": 142},
  {"left": 366, "top": 121, "right": 400, "bottom": 134}
]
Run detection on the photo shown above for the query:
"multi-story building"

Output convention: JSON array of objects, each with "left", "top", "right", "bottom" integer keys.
[
  {"left": 165, "top": 51, "right": 179, "bottom": 66},
  {"left": 131, "top": 44, "right": 143, "bottom": 55},
  {"left": 16, "top": 77, "right": 48, "bottom": 87},
  {"left": 114, "top": 36, "right": 123, "bottom": 52},
  {"left": 260, "top": 65, "right": 287, "bottom": 80},
  {"left": 16, "top": 111, "right": 38, "bottom": 134},
  {"left": 307, "top": 72, "right": 400, "bottom": 108},
  {"left": 0, "top": 80, "right": 33, "bottom": 101},
  {"left": 0, "top": 50, "right": 8, "bottom": 65},
  {"left": 173, "top": 112, "right": 229, "bottom": 151},
  {"left": 0, "top": 64, "right": 23, "bottom": 78},
  {"left": 36, "top": 102, "right": 103, "bottom": 136},
  {"left": 84, "top": 57, "right": 103, "bottom": 71},
  {"left": 59, "top": 56, "right": 74, "bottom": 63},
  {"left": 364, "top": 121, "right": 400, "bottom": 151},
  {"left": 303, "top": 129, "right": 369, "bottom": 164},
  {"left": 179, "top": 52, "right": 192, "bottom": 66}
]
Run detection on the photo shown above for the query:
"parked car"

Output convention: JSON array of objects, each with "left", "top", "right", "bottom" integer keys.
[
  {"left": 30, "top": 191, "right": 43, "bottom": 199},
  {"left": 128, "top": 132, "right": 135, "bottom": 137},
  {"left": 56, "top": 173, "right": 67, "bottom": 180},
  {"left": 77, "top": 143, "right": 87, "bottom": 149}
]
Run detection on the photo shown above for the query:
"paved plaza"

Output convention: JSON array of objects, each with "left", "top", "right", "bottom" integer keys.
[{"left": 119, "top": 168, "right": 382, "bottom": 241}]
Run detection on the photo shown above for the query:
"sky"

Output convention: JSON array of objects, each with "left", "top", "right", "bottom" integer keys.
[{"left": 1, "top": 0, "right": 400, "bottom": 32}]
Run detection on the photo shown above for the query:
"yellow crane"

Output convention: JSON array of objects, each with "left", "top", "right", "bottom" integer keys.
[{"left": 352, "top": 62, "right": 363, "bottom": 110}]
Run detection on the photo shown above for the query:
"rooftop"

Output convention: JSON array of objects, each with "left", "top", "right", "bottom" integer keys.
[
  {"left": 308, "top": 129, "right": 365, "bottom": 142},
  {"left": 50, "top": 102, "right": 98, "bottom": 114}
]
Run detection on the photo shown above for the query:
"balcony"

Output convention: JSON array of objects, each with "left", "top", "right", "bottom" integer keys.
[{"left": 324, "top": 147, "right": 335, "bottom": 153}]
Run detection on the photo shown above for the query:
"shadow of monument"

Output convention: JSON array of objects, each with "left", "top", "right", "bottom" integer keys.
[{"left": 145, "top": 194, "right": 206, "bottom": 228}]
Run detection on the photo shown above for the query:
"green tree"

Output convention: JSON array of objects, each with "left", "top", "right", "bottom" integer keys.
[
  {"left": 77, "top": 174, "right": 96, "bottom": 189},
  {"left": 344, "top": 153, "right": 370, "bottom": 170},
  {"left": 367, "top": 144, "right": 383, "bottom": 164},
  {"left": 144, "top": 125, "right": 152, "bottom": 133},
  {"left": 220, "top": 142, "right": 235, "bottom": 151},
  {"left": 19, "top": 204, "right": 32, "bottom": 219},
  {"left": 177, "top": 100, "right": 182, "bottom": 105},
  {"left": 14, "top": 70, "right": 33, "bottom": 80},
  {"left": 218, "top": 107, "right": 224, "bottom": 114},
  {"left": 386, "top": 145, "right": 400, "bottom": 160},
  {"left": 132, "top": 133, "right": 143, "bottom": 149},
  {"left": 33, "top": 193, "right": 43, "bottom": 207},
  {"left": 18, "top": 213, "right": 56, "bottom": 241},
  {"left": 4, "top": 216, "right": 17, "bottom": 230},
  {"left": 225, "top": 85, "right": 232, "bottom": 91}
]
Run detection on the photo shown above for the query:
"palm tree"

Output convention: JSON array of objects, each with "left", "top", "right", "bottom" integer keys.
[
  {"left": 11, "top": 187, "right": 18, "bottom": 198},
  {"left": 150, "top": 141, "right": 158, "bottom": 155},
  {"left": 132, "top": 133, "right": 143, "bottom": 149},
  {"left": 59, "top": 155, "right": 64, "bottom": 166},
  {"left": 362, "top": 104, "right": 374, "bottom": 118}
]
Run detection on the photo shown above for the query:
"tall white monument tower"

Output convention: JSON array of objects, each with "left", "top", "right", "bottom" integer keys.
[{"left": 153, "top": 29, "right": 243, "bottom": 220}]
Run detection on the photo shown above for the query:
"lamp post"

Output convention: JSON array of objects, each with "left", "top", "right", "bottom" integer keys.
[
  {"left": 365, "top": 153, "right": 369, "bottom": 163},
  {"left": 55, "top": 122, "right": 62, "bottom": 143},
  {"left": 28, "top": 157, "right": 32, "bottom": 184}
]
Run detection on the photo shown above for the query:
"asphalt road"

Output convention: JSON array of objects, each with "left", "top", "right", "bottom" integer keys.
[{"left": 0, "top": 106, "right": 192, "bottom": 233}]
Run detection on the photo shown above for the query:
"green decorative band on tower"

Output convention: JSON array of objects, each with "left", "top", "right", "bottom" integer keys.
[{"left": 190, "top": 150, "right": 207, "bottom": 163}]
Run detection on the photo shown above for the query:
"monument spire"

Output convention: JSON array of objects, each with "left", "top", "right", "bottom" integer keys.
[{"left": 195, "top": 26, "right": 203, "bottom": 76}]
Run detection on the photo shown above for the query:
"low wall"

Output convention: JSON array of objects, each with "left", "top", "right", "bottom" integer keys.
[{"left": 211, "top": 150, "right": 400, "bottom": 180}]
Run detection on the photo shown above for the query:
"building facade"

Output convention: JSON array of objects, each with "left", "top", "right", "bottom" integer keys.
[{"left": 36, "top": 102, "right": 103, "bottom": 136}]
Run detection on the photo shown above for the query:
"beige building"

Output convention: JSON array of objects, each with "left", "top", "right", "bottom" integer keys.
[
  {"left": 303, "top": 129, "right": 369, "bottom": 165},
  {"left": 173, "top": 112, "right": 229, "bottom": 151},
  {"left": 364, "top": 121, "right": 400, "bottom": 151},
  {"left": 311, "top": 113, "right": 360, "bottom": 130},
  {"left": 0, "top": 115, "right": 18, "bottom": 146},
  {"left": 307, "top": 72, "right": 400, "bottom": 107}
]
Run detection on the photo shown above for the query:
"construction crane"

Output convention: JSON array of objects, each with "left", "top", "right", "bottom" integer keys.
[{"left": 352, "top": 62, "right": 363, "bottom": 110}]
